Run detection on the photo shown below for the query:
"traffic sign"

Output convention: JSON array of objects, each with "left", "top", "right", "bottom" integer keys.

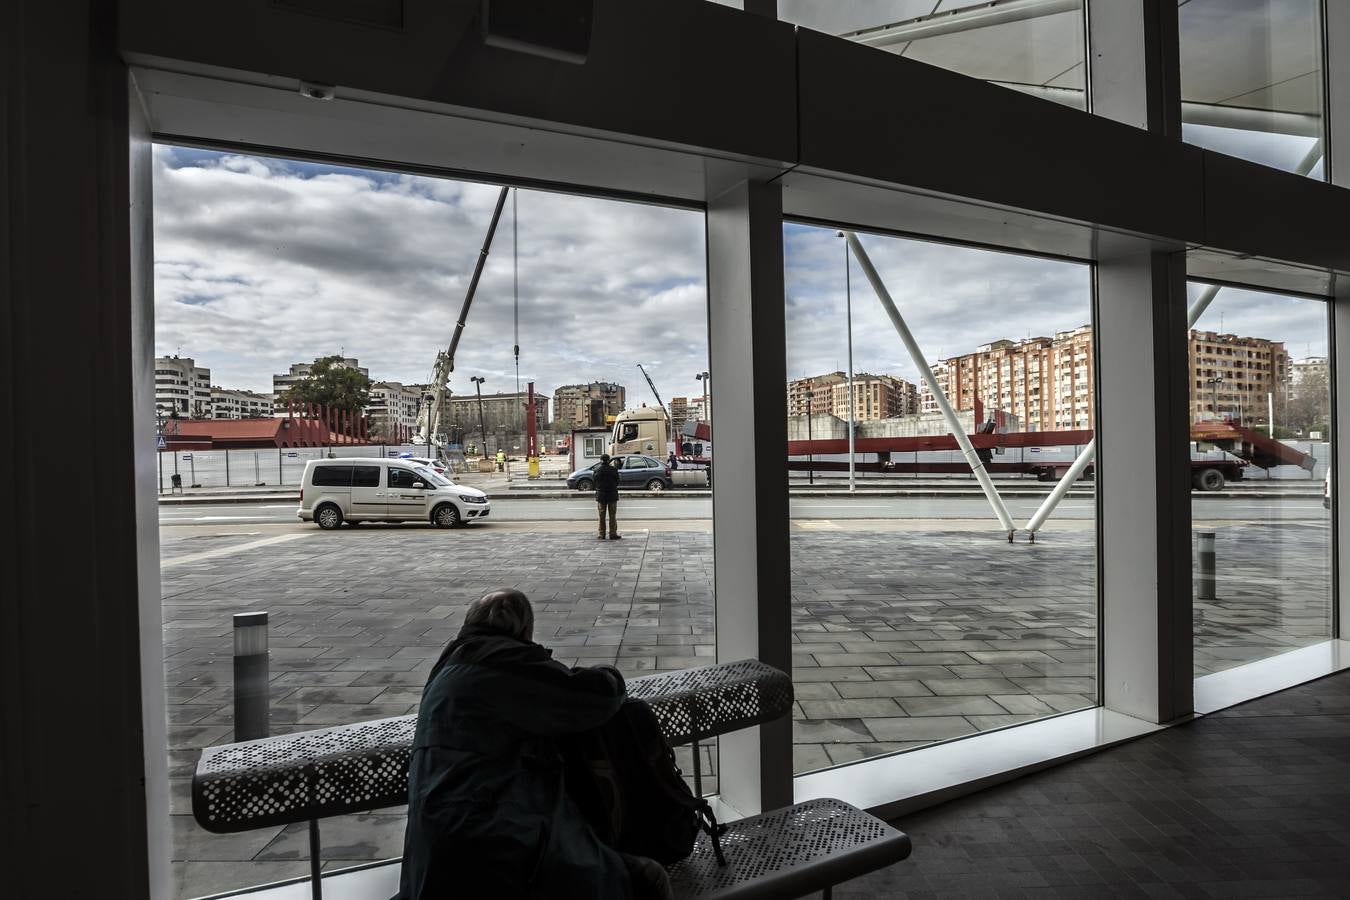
[
  {"left": 182, "top": 454, "right": 193, "bottom": 460},
  {"left": 286, "top": 452, "right": 298, "bottom": 458},
  {"left": 156, "top": 435, "right": 167, "bottom": 450}
]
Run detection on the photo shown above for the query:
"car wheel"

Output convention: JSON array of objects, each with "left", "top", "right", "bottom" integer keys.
[
  {"left": 1197, "top": 468, "right": 1225, "bottom": 492},
  {"left": 647, "top": 479, "right": 666, "bottom": 492},
  {"left": 315, "top": 504, "right": 343, "bottom": 530},
  {"left": 577, "top": 478, "right": 594, "bottom": 491},
  {"left": 433, "top": 504, "right": 461, "bottom": 528}
]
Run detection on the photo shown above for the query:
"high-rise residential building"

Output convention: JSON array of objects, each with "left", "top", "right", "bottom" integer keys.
[
  {"left": 787, "top": 372, "right": 846, "bottom": 417},
  {"left": 366, "top": 381, "right": 426, "bottom": 439},
  {"left": 787, "top": 371, "right": 916, "bottom": 421},
  {"left": 209, "top": 387, "right": 273, "bottom": 419},
  {"left": 553, "top": 382, "right": 626, "bottom": 428},
  {"left": 1189, "top": 331, "right": 1289, "bottom": 424},
  {"left": 923, "top": 325, "right": 1095, "bottom": 431},
  {"left": 155, "top": 356, "right": 212, "bottom": 419},
  {"left": 669, "top": 396, "right": 689, "bottom": 433},
  {"left": 831, "top": 373, "right": 918, "bottom": 421},
  {"left": 271, "top": 357, "right": 368, "bottom": 403}
]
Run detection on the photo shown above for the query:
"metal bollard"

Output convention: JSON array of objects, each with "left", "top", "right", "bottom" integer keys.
[
  {"left": 233, "top": 612, "right": 270, "bottom": 741},
  {"left": 1196, "top": 532, "right": 1216, "bottom": 601}
]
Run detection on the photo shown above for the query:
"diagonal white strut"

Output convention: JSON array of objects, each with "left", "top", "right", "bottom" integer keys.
[{"left": 844, "top": 231, "right": 1017, "bottom": 537}]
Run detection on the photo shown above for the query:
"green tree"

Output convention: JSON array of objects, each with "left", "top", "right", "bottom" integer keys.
[
  {"left": 279, "top": 355, "right": 372, "bottom": 414},
  {"left": 1284, "top": 368, "right": 1329, "bottom": 437}
]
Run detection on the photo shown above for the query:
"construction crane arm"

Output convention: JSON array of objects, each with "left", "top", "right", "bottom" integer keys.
[
  {"left": 637, "top": 363, "right": 667, "bottom": 415},
  {"left": 425, "top": 186, "right": 511, "bottom": 444}
]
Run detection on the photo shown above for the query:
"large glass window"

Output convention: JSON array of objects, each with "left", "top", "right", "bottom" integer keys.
[
  {"left": 784, "top": 223, "right": 1097, "bottom": 773},
  {"left": 1179, "top": 0, "right": 1326, "bottom": 177},
  {"left": 781, "top": 1, "right": 1087, "bottom": 109},
  {"left": 154, "top": 147, "right": 712, "bottom": 897},
  {"left": 1188, "top": 283, "right": 1333, "bottom": 675}
]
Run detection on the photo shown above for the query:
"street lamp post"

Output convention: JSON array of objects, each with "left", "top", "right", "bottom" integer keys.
[
  {"left": 471, "top": 376, "right": 489, "bottom": 459},
  {"left": 837, "top": 231, "right": 856, "bottom": 492}
]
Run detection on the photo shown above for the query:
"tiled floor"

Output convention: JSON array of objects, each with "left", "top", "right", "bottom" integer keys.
[
  {"left": 158, "top": 522, "right": 1330, "bottom": 897},
  {"left": 842, "top": 670, "right": 1350, "bottom": 898}
]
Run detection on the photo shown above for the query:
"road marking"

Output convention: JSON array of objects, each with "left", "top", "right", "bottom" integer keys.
[{"left": 161, "top": 532, "right": 312, "bottom": 569}]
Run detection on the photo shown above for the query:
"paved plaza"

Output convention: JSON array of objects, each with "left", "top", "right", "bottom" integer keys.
[{"left": 159, "top": 519, "right": 1331, "bottom": 897}]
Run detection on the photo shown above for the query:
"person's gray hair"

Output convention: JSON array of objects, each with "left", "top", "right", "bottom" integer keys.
[{"left": 464, "top": 589, "right": 534, "bottom": 642}]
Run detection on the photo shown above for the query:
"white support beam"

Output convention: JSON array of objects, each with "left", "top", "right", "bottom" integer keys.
[
  {"left": 844, "top": 0, "right": 1079, "bottom": 49},
  {"left": 844, "top": 231, "right": 1016, "bottom": 538},
  {"left": 707, "top": 180, "right": 793, "bottom": 815}
]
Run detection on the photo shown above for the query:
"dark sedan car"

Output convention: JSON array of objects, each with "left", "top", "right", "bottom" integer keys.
[{"left": 567, "top": 454, "right": 672, "bottom": 492}]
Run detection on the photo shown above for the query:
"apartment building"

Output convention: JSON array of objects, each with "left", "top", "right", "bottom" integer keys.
[
  {"left": 271, "top": 357, "right": 368, "bottom": 403},
  {"left": 446, "top": 391, "right": 548, "bottom": 438},
  {"left": 788, "top": 371, "right": 917, "bottom": 421},
  {"left": 208, "top": 387, "right": 273, "bottom": 419},
  {"left": 154, "top": 355, "right": 212, "bottom": 419},
  {"left": 553, "top": 381, "right": 626, "bottom": 428},
  {"left": 365, "top": 381, "right": 426, "bottom": 439},
  {"left": 786, "top": 372, "right": 846, "bottom": 417},
  {"left": 1189, "top": 330, "right": 1289, "bottom": 423},
  {"left": 923, "top": 325, "right": 1095, "bottom": 431}
]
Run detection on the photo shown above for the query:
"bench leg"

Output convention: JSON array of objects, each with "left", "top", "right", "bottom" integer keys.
[
  {"left": 691, "top": 738, "right": 702, "bottom": 798},
  {"left": 821, "top": 887, "right": 831, "bottom": 900},
  {"left": 309, "top": 819, "right": 322, "bottom": 900}
]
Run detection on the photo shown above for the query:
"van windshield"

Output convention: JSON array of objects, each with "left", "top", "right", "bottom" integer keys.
[{"left": 413, "top": 465, "right": 451, "bottom": 487}]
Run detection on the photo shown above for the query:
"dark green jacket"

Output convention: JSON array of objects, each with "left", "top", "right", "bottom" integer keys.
[{"left": 395, "top": 625, "right": 630, "bottom": 899}]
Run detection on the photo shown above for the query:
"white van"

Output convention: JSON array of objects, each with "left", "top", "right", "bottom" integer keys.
[{"left": 298, "top": 458, "right": 490, "bottom": 529}]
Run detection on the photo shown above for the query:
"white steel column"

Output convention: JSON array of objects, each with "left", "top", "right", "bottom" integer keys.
[
  {"left": 706, "top": 180, "right": 793, "bottom": 814},
  {"left": 1089, "top": 0, "right": 1192, "bottom": 722},
  {"left": 1326, "top": 0, "right": 1350, "bottom": 639},
  {"left": 1096, "top": 245, "right": 1192, "bottom": 722}
]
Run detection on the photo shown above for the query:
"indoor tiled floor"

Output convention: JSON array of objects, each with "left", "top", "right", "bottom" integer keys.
[{"left": 844, "top": 670, "right": 1350, "bottom": 898}]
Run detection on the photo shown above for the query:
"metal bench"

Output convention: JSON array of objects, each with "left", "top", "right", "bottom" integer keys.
[{"left": 193, "top": 659, "right": 910, "bottom": 898}]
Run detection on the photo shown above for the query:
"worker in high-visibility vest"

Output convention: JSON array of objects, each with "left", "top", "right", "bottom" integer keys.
[{"left": 495, "top": 449, "right": 506, "bottom": 472}]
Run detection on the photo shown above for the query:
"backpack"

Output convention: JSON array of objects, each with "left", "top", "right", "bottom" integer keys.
[{"left": 561, "top": 698, "right": 726, "bottom": 866}]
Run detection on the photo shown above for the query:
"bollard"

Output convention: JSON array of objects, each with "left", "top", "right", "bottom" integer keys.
[
  {"left": 233, "top": 612, "right": 270, "bottom": 741},
  {"left": 1196, "top": 532, "right": 1216, "bottom": 601}
]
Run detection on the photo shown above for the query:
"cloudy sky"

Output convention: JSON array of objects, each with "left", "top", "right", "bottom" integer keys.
[{"left": 153, "top": 146, "right": 1328, "bottom": 410}]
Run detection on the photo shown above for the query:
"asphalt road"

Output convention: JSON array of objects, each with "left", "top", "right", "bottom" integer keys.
[{"left": 156, "top": 494, "right": 1329, "bottom": 527}]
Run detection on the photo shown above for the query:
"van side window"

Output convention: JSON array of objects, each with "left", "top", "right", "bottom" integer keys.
[
  {"left": 352, "top": 466, "right": 380, "bottom": 487},
  {"left": 389, "top": 468, "right": 421, "bottom": 489},
  {"left": 312, "top": 465, "right": 354, "bottom": 487}
]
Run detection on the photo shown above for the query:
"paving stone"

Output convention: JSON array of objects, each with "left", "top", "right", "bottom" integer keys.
[
  {"left": 899, "top": 696, "right": 1007, "bottom": 717},
  {"left": 797, "top": 698, "right": 906, "bottom": 719},
  {"left": 865, "top": 716, "right": 979, "bottom": 742}
]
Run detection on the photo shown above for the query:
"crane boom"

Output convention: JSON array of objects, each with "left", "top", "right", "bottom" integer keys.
[
  {"left": 637, "top": 363, "right": 666, "bottom": 414},
  {"left": 425, "top": 186, "right": 511, "bottom": 446}
]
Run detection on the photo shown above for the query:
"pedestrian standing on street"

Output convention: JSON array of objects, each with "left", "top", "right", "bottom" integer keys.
[
  {"left": 595, "top": 454, "right": 621, "bottom": 540},
  {"left": 667, "top": 451, "right": 678, "bottom": 471},
  {"left": 496, "top": 449, "right": 506, "bottom": 472}
]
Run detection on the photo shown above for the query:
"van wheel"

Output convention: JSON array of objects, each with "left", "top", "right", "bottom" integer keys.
[
  {"left": 432, "top": 504, "right": 461, "bottom": 528},
  {"left": 1197, "top": 468, "right": 1225, "bottom": 492},
  {"left": 647, "top": 479, "right": 666, "bottom": 492},
  {"left": 576, "top": 478, "right": 594, "bottom": 492},
  {"left": 315, "top": 504, "right": 343, "bottom": 530}
]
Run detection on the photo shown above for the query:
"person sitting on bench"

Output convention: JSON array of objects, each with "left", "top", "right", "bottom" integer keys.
[{"left": 395, "top": 589, "right": 669, "bottom": 899}]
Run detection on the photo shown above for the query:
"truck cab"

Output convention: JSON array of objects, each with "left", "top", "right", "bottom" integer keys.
[{"left": 609, "top": 406, "right": 668, "bottom": 457}]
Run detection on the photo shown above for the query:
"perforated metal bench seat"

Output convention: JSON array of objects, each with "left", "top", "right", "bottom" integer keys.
[
  {"left": 193, "top": 658, "right": 792, "bottom": 833},
  {"left": 669, "top": 798, "right": 911, "bottom": 900}
]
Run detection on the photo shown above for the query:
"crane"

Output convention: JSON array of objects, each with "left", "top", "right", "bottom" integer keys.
[
  {"left": 636, "top": 363, "right": 667, "bottom": 416},
  {"left": 422, "top": 186, "right": 510, "bottom": 447}
]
